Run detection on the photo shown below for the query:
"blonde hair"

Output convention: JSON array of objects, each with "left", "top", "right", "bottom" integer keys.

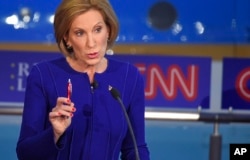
[{"left": 54, "top": 0, "right": 119, "bottom": 56}]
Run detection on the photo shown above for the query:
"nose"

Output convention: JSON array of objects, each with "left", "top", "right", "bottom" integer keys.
[{"left": 86, "top": 34, "right": 95, "bottom": 48}]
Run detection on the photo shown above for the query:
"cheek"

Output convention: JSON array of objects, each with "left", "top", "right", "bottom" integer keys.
[
  {"left": 99, "top": 35, "right": 108, "bottom": 47},
  {"left": 71, "top": 38, "right": 83, "bottom": 49}
]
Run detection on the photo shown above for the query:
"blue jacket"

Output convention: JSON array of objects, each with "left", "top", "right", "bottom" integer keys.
[{"left": 16, "top": 56, "right": 150, "bottom": 160}]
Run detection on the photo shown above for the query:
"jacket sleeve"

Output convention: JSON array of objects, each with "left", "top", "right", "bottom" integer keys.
[
  {"left": 120, "top": 66, "right": 150, "bottom": 160},
  {"left": 16, "top": 65, "right": 66, "bottom": 160}
]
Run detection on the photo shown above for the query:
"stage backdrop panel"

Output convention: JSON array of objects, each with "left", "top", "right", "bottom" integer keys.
[
  {"left": 222, "top": 58, "right": 250, "bottom": 110},
  {"left": 0, "top": 50, "right": 211, "bottom": 109},
  {"left": 112, "top": 54, "right": 211, "bottom": 109},
  {"left": 0, "top": 50, "right": 61, "bottom": 105}
]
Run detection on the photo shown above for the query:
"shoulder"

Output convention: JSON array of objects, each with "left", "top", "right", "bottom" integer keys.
[
  {"left": 34, "top": 56, "right": 66, "bottom": 68},
  {"left": 106, "top": 56, "right": 139, "bottom": 74},
  {"left": 28, "top": 56, "right": 67, "bottom": 77},
  {"left": 31, "top": 56, "right": 66, "bottom": 72},
  {"left": 106, "top": 55, "right": 143, "bottom": 85}
]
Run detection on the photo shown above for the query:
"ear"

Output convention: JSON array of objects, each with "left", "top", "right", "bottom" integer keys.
[
  {"left": 63, "top": 36, "right": 72, "bottom": 47},
  {"left": 63, "top": 36, "right": 68, "bottom": 43},
  {"left": 106, "top": 26, "right": 110, "bottom": 39}
]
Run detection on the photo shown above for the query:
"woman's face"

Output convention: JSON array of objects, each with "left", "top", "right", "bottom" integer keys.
[{"left": 66, "top": 9, "right": 109, "bottom": 66}]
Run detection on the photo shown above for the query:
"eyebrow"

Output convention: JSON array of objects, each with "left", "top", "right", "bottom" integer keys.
[
  {"left": 72, "top": 21, "right": 104, "bottom": 30},
  {"left": 95, "top": 21, "right": 105, "bottom": 26}
]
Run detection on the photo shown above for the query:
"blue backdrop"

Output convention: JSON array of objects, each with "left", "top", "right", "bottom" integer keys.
[{"left": 0, "top": 0, "right": 249, "bottom": 43}]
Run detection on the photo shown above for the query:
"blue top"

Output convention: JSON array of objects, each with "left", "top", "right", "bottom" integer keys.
[{"left": 16, "top": 56, "right": 150, "bottom": 160}]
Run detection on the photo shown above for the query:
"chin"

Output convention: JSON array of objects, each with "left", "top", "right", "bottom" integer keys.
[{"left": 87, "top": 58, "right": 100, "bottom": 66}]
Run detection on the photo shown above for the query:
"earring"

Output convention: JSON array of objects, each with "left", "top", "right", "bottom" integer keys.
[
  {"left": 66, "top": 44, "right": 73, "bottom": 53},
  {"left": 66, "top": 44, "right": 72, "bottom": 49}
]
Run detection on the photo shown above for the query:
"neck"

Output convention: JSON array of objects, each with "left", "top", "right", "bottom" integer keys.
[{"left": 66, "top": 57, "right": 107, "bottom": 83}]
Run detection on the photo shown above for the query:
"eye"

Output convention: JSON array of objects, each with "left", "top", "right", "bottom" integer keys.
[
  {"left": 75, "top": 30, "right": 84, "bottom": 36},
  {"left": 94, "top": 26, "right": 102, "bottom": 33}
]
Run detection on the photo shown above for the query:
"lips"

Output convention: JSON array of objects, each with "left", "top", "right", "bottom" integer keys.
[{"left": 87, "top": 52, "right": 98, "bottom": 59}]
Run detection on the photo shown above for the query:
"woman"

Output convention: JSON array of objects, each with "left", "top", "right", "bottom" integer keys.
[{"left": 16, "top": 0, "right": 150, "bottom": 159}]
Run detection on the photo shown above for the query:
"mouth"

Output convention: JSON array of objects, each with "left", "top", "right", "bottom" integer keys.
[{"left": 87, "top": 52, "right": 98, "bottom": 59}]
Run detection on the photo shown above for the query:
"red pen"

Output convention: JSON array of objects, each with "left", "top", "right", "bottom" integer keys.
[{"left": 67, "top": 78, "right": 72, "bottom": 102}]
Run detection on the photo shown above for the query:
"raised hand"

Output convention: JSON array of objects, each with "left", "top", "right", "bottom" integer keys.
[{"left": 49, "top": 97, "right": 76, "bottom": 143}]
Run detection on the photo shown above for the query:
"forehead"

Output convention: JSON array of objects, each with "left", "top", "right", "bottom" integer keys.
[{"left": 71, "top": 9, "right": 105, "bottom": 28}]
